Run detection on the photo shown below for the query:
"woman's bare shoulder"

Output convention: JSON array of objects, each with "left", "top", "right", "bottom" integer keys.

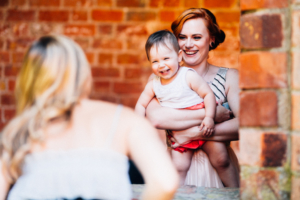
[{"left": 82, "top": 99, "right": 142, "bottom": 123}]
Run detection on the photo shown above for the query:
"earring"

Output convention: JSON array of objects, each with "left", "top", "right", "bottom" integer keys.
[{"left": 210, "top": 42, "right": 214, "bottom": 47}]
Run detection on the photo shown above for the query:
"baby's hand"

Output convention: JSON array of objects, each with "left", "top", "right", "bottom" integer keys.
[{"left": 199, "top": 117, "right": 214, "bottom": 137}]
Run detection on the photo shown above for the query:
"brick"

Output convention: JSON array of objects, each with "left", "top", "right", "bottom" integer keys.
[
  {"left": 0, "top": 52, "right": 9, "bottom": 63},
  {"left": 149, "top": 0, "right": 160, "bottom": 7},
  {"left": 216, "top": 27, "right": 239, "bottom": 51},
  {"left": 292, "top": 176, "right": 300, "bottom": 200},
  {"left": 241, "top": 168, "right": 282, "bottom": 199},
  {"left": 261, "top": 133, "right": 287, "bottom": 167},
  {"left": 240, "top": 91, "right": 278, "bottom": 127},
  {"left": 292, "top": 93, "right": 300, "bottom": 130},
  {"left": 12, "top": 52, "right": 25, "bottom": 63},
  {"left": 159, "top": 11, "right": 176, "bottom": 22},
  {"left": 64, "top": 0, "right": 88, "bottom": 7},
  {"left": 163, "top": 0, "right": 180, "bottom": 7},
  {"left": 4, "top": 65, "right": 20, "bottom": 77},
  {"left": 11, "top": 0, "right": 26, "bottom": 6},
  {"left": 240, "top": 13, "right": 283, "bottom": 49},
  {"left": 39, "top": 11, "right": 69, "bottom": 22},
  {"left": 117, "top": 54, "right": 140, "bottom": 64},
  {"left": 93, "top": 38, "right": 122, "bottom": 49},
  {"left": 241, "top": 0, "right": 288, "bottom": 10},
  {"left": 8, "top": 38, "right": 34, "bottom": 50},
  {"left": 125, "top": 68, "right": 142, "bottom": 79},
  {"left": 116, "top": 0, "right": 145, "bottom": 7},
  {"left": 204, "top": 0, "right": 236, "bottom": 8},
  {"left": 127, "top": 11, "right": 156, "bottom": 21},
  {"left": 113, "top": 82, "right": 143, "bottom": 94},
  {"left": 12, "top": 23, "right": 29, "bottom": 37},
  {"left": 8, "top": 80, "right": 15, "bottom": 91},
  {"left": 29, "top": 0, "right": 60, "bottom": 7},
  {"left": 214, "top": 11, "right": 240, "bottom": 24},
  {"left": 0, "top": 0, "right": 8, "bottom": 7},
  {"left": 120, "top": 96, "right": 139, "bottom": 108},
  {"left": 92, "top": 67, "right": 120, "bottom": 78},
  {"left": 117, "top": 25, "right": 148, "bottom": 36},
  {"left": 7, "top": 10, "right": 35, "bottom": 21},
  {"left": 239, "top": 130, "right": 262, "bottom": 166},
  {"left": 207, "top": 50, "right": 239, "bottom": 69},
  {"left": 4, "top": 108, "right": 15, "bottom": 121},
  {"left": 85, "top": 52, "right": 94, "bottom": 64},
  {"left": 127, "top": 37, "right": 147, "bottom": 50},
  {"left": 0, "top": 80, "right": 6, "bottom": 91},
  {"left": 184, "top": 0, "right": 200, "bottom": 7},
  {"left": 99, "top": 25, "right": 112, "bottom": 35},
  {"left": 98, "top": 53, "right": 113, "bottom": 64},
  {"left": 97, "top": 0, "right": 112, "bottom": 6},
  {"left": 64, "top": 25, "right": 95, "bottom": 36},
  {"left": 93, "top": 81, "right": 110, "bottom": 92},
  {"left": 74, "top": 38, "right": 90, "bottom": 49},
  {"left": 1, "top": 94, "right": 15, "bottom": 105},
  {"left": 72, "top": 11, "right": 87, "bottom": 21},
  {"left": 30, "top": 23, "right": 53, "bottom": 36},
  {"left": 292, "top": 10, "right": 300, "bottom": 48},
  {"left": 0, "top": 24, "right": 10, "bottom": 37},
  {"left": 92, "top": 10, "right": 123, "bottom": 22},
  {"left": 292, "top": 52, "right": 300, "bottom": 89},
  {"left": 240, "top": 52, "right": 287, "bottom": 89},
  {"left": 291, "top": 134, "right": 300, "bottom": 171}
]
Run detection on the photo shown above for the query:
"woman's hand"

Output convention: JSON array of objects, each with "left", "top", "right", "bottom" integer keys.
[{"left": 214, "top": 104, "right": 232, "bottom": 123}]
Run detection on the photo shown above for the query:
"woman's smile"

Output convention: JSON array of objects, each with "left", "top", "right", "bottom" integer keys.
[{"left": 183, "top": 50, "right": 199, "bottom": 56}]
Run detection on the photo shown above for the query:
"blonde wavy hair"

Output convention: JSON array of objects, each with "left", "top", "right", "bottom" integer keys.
[{"left": 0, "top": 35, "right": 91, "bottom": 183}]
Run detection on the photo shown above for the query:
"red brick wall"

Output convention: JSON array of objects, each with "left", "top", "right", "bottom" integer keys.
[
  {"left": 239, "top": 0, "right": 299, "bottom": 199},
  {"left": 0, "top": 0, "right": 240, "bottom": 130}
]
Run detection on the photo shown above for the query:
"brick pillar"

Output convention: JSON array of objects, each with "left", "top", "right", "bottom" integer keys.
[{"left": 239, "top": 0, "right": 297, "bottom": 199}]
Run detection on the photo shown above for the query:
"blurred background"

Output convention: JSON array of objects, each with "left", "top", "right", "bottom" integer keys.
[{"left": 0, "top": 0, "right": 240, "bottom": 130}]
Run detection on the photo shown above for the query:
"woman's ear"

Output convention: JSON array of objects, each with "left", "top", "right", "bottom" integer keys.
[
  {"left": 178, "top": 50, "right": 183, "bottom": 62},
  {"left": 210, "top": 37, "right": 215, "bottom": 47}
]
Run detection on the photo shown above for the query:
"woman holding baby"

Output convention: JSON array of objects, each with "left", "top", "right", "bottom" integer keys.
[{"left": 146, "top": 8, "right": 240, "bottom": 187}]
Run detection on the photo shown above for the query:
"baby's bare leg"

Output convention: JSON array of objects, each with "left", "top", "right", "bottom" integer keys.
[
  {"left": 202, "top": 141, "right": 239, "bottom": 187},
  {"left": 171, "top": 150, "right": 193, "bottom": 185}
]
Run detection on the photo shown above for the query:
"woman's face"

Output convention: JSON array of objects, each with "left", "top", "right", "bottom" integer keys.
[{"left": 178, "top": 18, "right": 213, "bottom": 67}]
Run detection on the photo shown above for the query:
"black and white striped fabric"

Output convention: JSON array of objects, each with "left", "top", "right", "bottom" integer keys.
[{"left": 209, "top": 67, "right": 228, "bottom": 103}]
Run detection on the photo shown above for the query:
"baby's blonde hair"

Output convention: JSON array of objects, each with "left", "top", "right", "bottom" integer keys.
[{"left": 1, "top": 35, "right": 91, "bottom": 183}]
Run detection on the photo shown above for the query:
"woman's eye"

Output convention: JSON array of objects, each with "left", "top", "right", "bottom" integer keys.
[
  {"left": 178, "top": 36, "right": 186, "bottom": 40},
  {"left": 194, "top": 37, "right": 201, "bottom": 40},
  {"left": 152, "top": 61, "right": 157, "bottom": 63}
]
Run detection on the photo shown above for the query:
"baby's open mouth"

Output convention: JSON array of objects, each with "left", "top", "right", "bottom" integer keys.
[{"left": 159, "top": 69, "right": 170, "bottom": 74}]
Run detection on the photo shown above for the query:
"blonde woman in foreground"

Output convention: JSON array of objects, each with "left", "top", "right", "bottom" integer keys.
[{"left": 0, "top": 35, "right": 178, "bottom": 200}]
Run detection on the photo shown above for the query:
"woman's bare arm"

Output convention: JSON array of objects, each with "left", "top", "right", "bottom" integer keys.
[
  {"left": 127, "top": 112, "right": 179, "bottom": 200},
  {"left": 146, "top": 98, "right": 206, "bottom": 130}
]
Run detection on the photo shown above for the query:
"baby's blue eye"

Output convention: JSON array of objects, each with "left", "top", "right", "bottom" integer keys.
[{"left": 164, "top": 58, "right": 169, "bottom": 60}]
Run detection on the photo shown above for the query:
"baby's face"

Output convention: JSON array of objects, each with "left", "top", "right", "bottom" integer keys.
[{"left": 149, "top": 42, "right": 182, "bottom": 84}]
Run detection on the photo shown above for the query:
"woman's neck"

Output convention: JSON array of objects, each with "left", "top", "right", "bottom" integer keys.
[{"left": 185, "top": 60, "right": 210, "bottom": 78}]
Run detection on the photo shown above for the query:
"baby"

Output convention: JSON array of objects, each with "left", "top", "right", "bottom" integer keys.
[{"left": 135, "top": 30, "right": 218, "bottom": 184}]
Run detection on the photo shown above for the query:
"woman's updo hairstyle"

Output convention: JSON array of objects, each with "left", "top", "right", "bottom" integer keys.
[{"left": 171, "top": 8, "right": 225, "bottom": 51}]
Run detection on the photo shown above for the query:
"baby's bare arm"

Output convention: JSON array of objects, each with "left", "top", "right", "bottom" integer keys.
[
  {"left": 135, "top": 81, "right": 155, "bottom": 117},
  {"left": 186, "top": 71, "right": 216, "bottom": 135}
]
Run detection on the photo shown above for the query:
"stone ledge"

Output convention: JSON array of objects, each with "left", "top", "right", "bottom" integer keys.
[{"left": 131, "top": 184, "right": 240, "bottom": 200}]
